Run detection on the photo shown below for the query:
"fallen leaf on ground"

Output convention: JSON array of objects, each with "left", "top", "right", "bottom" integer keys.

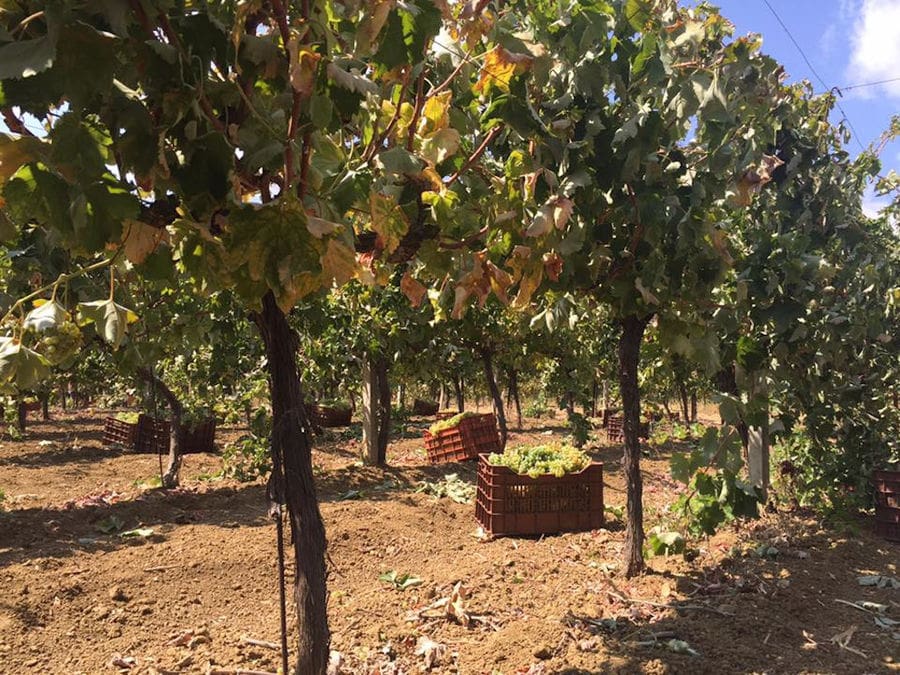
[{"left": 415, "top": 636, "right": 448, "bottom": 669}]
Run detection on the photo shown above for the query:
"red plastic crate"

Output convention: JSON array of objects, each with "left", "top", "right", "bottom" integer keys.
[
  {"left": 412, "top": 399, "right": 439, "bottom": 416},
  {"left": 135, "top": 416, "right": 217, "bottom": 454},
  {"left": 875, "top": 506, "right": 900, "bottom": 542},
  {"left": 103, "top": 417, "right": 141, "bottom": 447},
  {"left": 605, "top": 415, "right": 649, "bottom": 442},
  {"left": 308, "top": 404, "right": 352, "bottom": 428},
  {"left": 873, "top": 470, "right": 900, "bottom": 508},
  {"left": 606, "top": 415, "right": 624, "bottom": 442},
  {"left": 475, "top": 454, "right": 604, "bottom": 536},
  {"left": 423, "top": 413, "right": 500, "bottom": 464}
]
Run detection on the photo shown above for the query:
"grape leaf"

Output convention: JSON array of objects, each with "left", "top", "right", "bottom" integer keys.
[
  {"left": 77, "top": 299, "right": 139, "bottom": 348},
  {"left": 24, "top": 300, "right": 66, "bottom": 332}
]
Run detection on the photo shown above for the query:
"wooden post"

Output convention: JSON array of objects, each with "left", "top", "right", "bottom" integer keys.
[{"left": 747, "top": 374, "right": 769, "bottom": 499}]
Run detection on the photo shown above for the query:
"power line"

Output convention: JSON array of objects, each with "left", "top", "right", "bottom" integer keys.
[
  {"left": 761, "top": 0, "right": 866, "bottom": 151},
  {"left": 838, "top": 76, "right": 900, "bottom": 93}
]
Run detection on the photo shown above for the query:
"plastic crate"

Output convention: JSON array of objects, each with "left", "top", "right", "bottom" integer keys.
[
  {"left": 135, "top": 416, "right": 169, "bottom": 454},
  {"left": 873, "top": 470, "right": 900, "bottom": 542},
  {"left": 606, "top": 415, "right": 624, "bottom": 442},
  {"left": 412, "top": 399, "right": 439, "bottom": 416},
  {"left": 423, "top": 413, "right": 500, "bottom": 464},
  {"left": 475, "top": 454, "right": 604, "bottom": 536},
  {"left": 103, "top": 417, "right": 141, "bottom": 447},
  {"left": 308, "top": 404, "right": 352, "bottom": 428},
  {"left": 134, "top": 416, "right": 217, "bottom": 454},
  {"left": 183, "top": 418, "right": 216, "bottom": 453},
  {"left": 875, "top": 506, "right": 900, "bottom": 542},
  {"left": 873, "top": 470, "right": 900, "bottom": 508},
  {"left": 605, "top": 415, "right": 649, "bottom": 442}
]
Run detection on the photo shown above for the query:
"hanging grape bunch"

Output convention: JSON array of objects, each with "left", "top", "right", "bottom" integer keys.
[{"left": 24, "top": 300, "right": 84, "bottom": 367}]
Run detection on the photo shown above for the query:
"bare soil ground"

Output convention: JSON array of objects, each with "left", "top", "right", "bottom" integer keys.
[{"left": 0, "top": 408, "right": 897, "bottom": 675}]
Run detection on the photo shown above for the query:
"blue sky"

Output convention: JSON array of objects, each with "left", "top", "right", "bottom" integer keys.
[{"left": 709, "top": 0, "right": 900, "bottom": 214}]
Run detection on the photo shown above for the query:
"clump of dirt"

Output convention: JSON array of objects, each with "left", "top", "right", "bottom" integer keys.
[{"left": 0, "top": 410, "right": 897, "bottom": 674}]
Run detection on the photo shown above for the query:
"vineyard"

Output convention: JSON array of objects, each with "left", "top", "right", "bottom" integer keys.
[
  {"left": 2, "top": 408, "right": 899, "bottom": 674},
  {"left": 0, "top": 0, "right": 898, "bottom": 673}
]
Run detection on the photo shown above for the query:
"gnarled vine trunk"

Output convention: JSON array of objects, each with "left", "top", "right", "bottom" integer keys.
[
  {"left": 136, "top": 367, "right": 184, "bottom": 489},
  {"left": 253, "top": 292, "right": 330, "bottom": 674},
  {"left": 362, "top": 353, "right": 391, "bottom": 466},
  {"left": 481, "top": 349, "right": 507, "bottom": 449},
  {"left": 619, "top": 315, "right": 649, "bottom": 578},
  {"left": 508, "top": 368, "right": 522, "bottom": 429},
  {"left": 453, "top": 375, "right": 464, "bottom": 412}
]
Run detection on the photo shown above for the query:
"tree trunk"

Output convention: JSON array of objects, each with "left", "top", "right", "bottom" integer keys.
[
  {"left": 619, "top": 315, "right": 649, "bottom": 578},
  {"left": 253, "top": 292, "right": 330, "bottom": 675},
  {"left": 136, "top": 367, "right": 184, "bottom": 489},
  {"left": 591, "top": 378, "right": 598, "bottom": 417},
  {"left": 438, "top": 382, "right": 447, "bottom": 410},
  {"left": 509, "top": 368, "right": 522, "bottom": 429},
  {"left": 60, "top": 384, "right": 67, "bottom": 411},
  {"left": 40, "top": 392, "right": 50, "bottom": 421},
  {"left": 16, "top": 399, "right": 26, "bottom": 432},
  {"left": 676, "top": 378, "right": 689, "bottom": 425},
  {"left": 481, "top": 350, "right": 507, "bottom": 449},
  {"left": 690, "top": 392, "right": 698, "bottom": 422},
  {"left": 453, "top": 375, "right": 464, "bottom": 412},
  {"left": 361, "top": 353, "right": 390, "bottom": 466}
]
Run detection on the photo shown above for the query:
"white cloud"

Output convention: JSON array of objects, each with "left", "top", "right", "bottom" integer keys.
[
  {"left": 846, "top": 0, "right": 900, "bottom": 98},
  {"left": 862, "top": 185, "right": 890, "bottom": 217}
]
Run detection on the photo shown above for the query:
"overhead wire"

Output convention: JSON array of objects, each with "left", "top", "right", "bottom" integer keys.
[{"left": 761, "top": 0, "right": 867, "bottom": 151}]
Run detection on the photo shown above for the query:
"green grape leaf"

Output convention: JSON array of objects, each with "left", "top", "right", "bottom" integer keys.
[
  {"left": 77, "top": 299, "right": 139, "bottom": 348},
  {"left": 23, "top": 300, "right": 67, "bottom": 332},
  {"left": 0, "top": 341, "right": 51, "bottom": 390},
  {"left": 646, "top": 530, "right": 685, "bottom": 557},
  {"left": 0, "top": 27, "right": 59, "bottom": 79}
]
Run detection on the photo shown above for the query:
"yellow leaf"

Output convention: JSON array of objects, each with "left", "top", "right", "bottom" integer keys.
[
  {"left": 400, "top": 270, "right": 427, "bottom": 307},
  {"left": 512, "top": 263, "right": 542, "bottom": 309},
  {"left": 452, "top": 283, "right": 472, "bottom": 320},
  {"left": 420, "top": 91, "right": 452, "bottom": 133},
  {"left": 486, "top": 261, "right": 513, "bottom": 304},
  {"left": 320, "top": 239, "right": 358, "bottom": 287},
  {"left": 421, "top": 128, "right": 460, "bottom": 166},
  {"left": 369, "top": 191, "right": 409, "bottom": 255},
  {"left": 122, "top": 219, "right": 166, "bottom": 265},
  {"left": 357, "top": 0, "right": 394, "bottom": 54},
  {"left": 473, "top": 46, "right": 533, "bottom": 95},
  {"left": 0, "top": 135, "right": 41, "bottom": 185},
  {"left": 289, "top": 42, "right": 321, "bottom": 99}
]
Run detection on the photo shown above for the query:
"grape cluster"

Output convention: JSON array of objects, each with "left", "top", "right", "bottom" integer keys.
[
  {"left": 488, "top": 442, "right": 590, "bottom": 478},
  {"left": 428, "top": 410, "right": 478, "bottom": 435},
  {"left": 37, "top": 321, "right": 84, "bottom": 366}
]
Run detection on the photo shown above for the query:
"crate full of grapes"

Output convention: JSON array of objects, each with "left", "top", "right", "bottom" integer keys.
[
  {"left": 475, "top": 444, "right": 604, "bottom": 536},
  {"left": 424, "top": 412, "right": 500, "bottom": 464}
]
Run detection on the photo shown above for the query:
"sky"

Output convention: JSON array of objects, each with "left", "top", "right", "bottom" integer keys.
[{"left": 709, "top": 0, "right": 900, "bottom": 215}]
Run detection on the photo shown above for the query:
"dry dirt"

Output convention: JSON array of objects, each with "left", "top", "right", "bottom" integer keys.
[{"left": 0, "top": 408, "right": 898, "bottom": 675}]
